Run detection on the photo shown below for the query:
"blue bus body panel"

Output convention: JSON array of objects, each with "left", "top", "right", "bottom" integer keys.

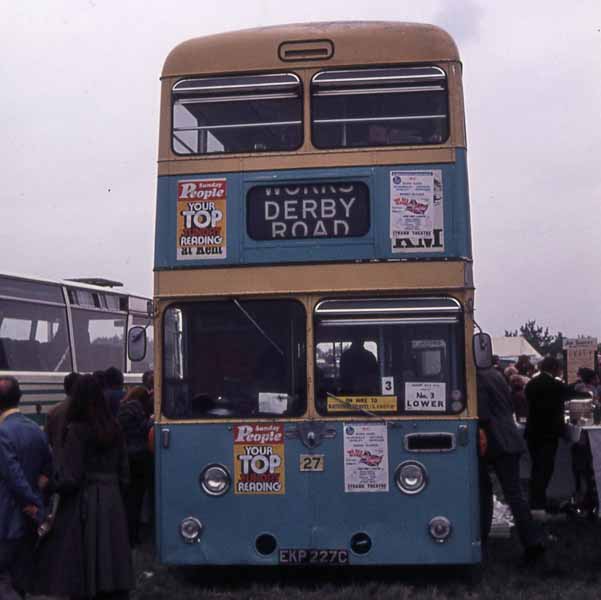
[
  {"left": 156, "top": 418, "right": 480, "bottom": 566},
  {"left": 155, "top": 150, "right": 471, "bottom": 269}
]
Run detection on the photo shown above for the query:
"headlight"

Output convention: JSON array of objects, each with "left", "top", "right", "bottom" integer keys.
[
  {"left": 200, "top": 464, "right": 231, "bottom": 496},
  {"left": 395, "top": 460, "right": 428, "bottom": 494},
  {"left": 180, "top": 517, "right": 203, "bottom": 544},
  {"left": 428, "top": 516, "right": 452, "bottom": 543}
]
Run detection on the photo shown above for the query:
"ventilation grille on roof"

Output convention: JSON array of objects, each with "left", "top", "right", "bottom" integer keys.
[{"left": 279, "top": 39, "right": 334, "bottom": 62}]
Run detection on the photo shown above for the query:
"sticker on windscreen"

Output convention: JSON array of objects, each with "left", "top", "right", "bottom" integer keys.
[
  {"left": 404, "top": 382, "right": 446, "bottom": 411},
  {"left": 327, "top": 396, "right": 397, "bottom": 413}
]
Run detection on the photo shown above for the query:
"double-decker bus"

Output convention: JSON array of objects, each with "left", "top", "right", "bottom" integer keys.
[
  {"left": 0, "top": 273, "right": 154, "bottom": 423},
  {"left": 150, "top": 21, "right": 490, "bottom": 568}
]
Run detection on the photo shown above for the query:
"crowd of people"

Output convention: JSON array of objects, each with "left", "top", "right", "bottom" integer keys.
[
  {"left": 2, "top": 350, "right": 600, "bottom": 594},
  {"left": 0, "top": 368, "right": 154, "bottom": 599},
  {"left": 478, "top": 353, "right": 600, "bottom": 564}
]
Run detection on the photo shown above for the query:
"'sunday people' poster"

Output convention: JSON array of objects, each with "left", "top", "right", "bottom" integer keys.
[{"left": 177, "top": 178, "right": 227, "bottom": 260}]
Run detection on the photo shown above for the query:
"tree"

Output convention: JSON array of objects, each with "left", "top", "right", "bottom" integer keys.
[{"left": 505, "top": 320, "right": 564, "bottom": 357}]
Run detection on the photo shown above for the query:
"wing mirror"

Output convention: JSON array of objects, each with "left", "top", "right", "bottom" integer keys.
[
  {"left": 473, "top": 332, "right": 493, "bottom": 370},
  {"left": 128, "top": 326, "right": 147, "bottom": 362}
]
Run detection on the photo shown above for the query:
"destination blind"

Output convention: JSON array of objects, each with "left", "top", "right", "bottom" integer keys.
[{"left": 246, "top": 182, "right": 370, "bottom": 240}]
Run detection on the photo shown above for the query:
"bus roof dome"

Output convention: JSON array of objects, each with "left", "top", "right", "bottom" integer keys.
[{"left": 162, "top": 21, "right": 460, "bottom": 78}]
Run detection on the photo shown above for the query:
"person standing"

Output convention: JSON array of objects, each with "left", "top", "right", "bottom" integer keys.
[
  {"left": 45, "top": 372, "right": 79, "bottom": 456},
  {"left": 477, "top": 367, "right": 545, "bottom": 561},
  {"left": 142, "top": 370, "right": 154, "bottom": 398},
  {"left": 0, "top": 376, "right": 52, "bottom": 600},
  {"left": 118, "top": 385, "right": 153, "bottom": 546},
  {"left": 29, "top": 374, "right": 133, "bottom": 599},
  {"left": 524, "top": 356, "right": 568, "bottom": 511},
  {"left": 104, "top": 366, "right": 126, "bottom": 417}
]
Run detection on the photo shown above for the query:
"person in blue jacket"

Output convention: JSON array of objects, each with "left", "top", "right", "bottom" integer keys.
[{"left": 0, "top": 376, "right": 52, "bottom": 599}]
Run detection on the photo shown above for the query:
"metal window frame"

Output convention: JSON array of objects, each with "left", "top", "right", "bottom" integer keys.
[
  {"left": 172, "top": 73, "right": 301, "bottom": 95},
  {"left": 172, "top": 72, "right": 303, "bottom": 156},
  {"left": 313, "top": 115, "right": 446, "bottom": 125},
  {"left": 315, "top": 297, "right": 462, "bottom": 316},
  {"left": 310, "top": 65, "right": 449, "bottom": 149},
  {"left": 0, "top": 293, "right": 74, "bottom": 373},
  {"left": 312, "top": 66, "right": 446, "bottom": 88},
  {"left": 319, "top": 317, "right": 459, "bottom": 326},
  {"left": 314, "top": 85, "right": 445, "bottom": 97}
]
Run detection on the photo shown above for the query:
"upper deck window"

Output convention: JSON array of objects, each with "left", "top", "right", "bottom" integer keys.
[
  {"left": 172, "top": 73, "right": 303, "bottom": 155},
  {"left": 311, "top": 66, "right": 449, "bottom": 149}
]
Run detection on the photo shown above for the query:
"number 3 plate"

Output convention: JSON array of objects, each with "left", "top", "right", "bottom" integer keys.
[{"left": 299, "top": 454, "right": 325, "bottom": 471}]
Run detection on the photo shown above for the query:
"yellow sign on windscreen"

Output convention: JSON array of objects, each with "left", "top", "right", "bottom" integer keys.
[{"left": 327, "top": 396, "right": 398, "bottom": 413}]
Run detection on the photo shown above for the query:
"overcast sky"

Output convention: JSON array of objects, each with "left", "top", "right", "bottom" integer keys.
[{"left": 1, "top": 0, "right": 600, "bottom": 338}]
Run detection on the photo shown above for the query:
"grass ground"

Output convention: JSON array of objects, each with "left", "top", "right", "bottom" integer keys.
[{"left": 126, "top": 517, "right": 601, "bottom": 600}]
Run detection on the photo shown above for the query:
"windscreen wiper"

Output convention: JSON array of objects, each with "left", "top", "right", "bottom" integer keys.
[
  {"left": 326, "top": 392, "right": 383, "bottom": 420},
  {"left": 232, "top": 298, "right": 284, "bottom": 357}
]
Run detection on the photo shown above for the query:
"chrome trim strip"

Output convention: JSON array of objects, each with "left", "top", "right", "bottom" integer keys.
[
  {"left": 312, "top": 67, "right": 445, "bottom": 87},
  {"left": 174, "top": 121, "right": 302, "bottom": 132},
  {"left": 173, "top": 73, "right": 301, "bottom": 94},
  {"left": 69, "top": 305, "right": 127, "bottom": 315},
  {"left": 314, "top": 85, "right": 445, "bottom": 96},
  {"left": 177, "top": 92, "right": 299, "bottom": 104},
  {"left": 315, "top": 298, "right": 462, "bottom": 315},
  {"left": 314, "top": 115, "right": 446, "bottom": 125},
  {"left": 319, "top": 317, "right": 459, "bottom": 326},
  {"left": 0, "top": 294, "right": 65, "bottom": 308}
]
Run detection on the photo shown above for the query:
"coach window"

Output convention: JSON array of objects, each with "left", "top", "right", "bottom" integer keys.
[
  {"left": 311, "top": 66, "right": 449, "bottom": 149},
  {"left": 0, "top": 299, "right": 72, "bottom": 372},
  {"left": 71, "top": 309, "right": 126, "bottom": 372},
  {"left": 172, "top": 73, "right": 303, "bottom": 155}
]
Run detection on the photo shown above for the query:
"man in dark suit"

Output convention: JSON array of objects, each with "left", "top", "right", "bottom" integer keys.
[
  {"left": 0, "top": 376, "right": 52, "bottom": 599},
  {"left": 478, "top": 367, "right": 545, "bottom": 561},
  {"left": 525, "top": 356, "right": 567, "bottom": 510}
]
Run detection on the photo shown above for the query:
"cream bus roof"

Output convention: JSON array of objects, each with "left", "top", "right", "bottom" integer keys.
[{"left": 162, "top": 21, "right": 460, "bottom": 78}]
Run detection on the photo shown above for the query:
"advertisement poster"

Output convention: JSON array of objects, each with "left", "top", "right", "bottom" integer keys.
[
  {"left": 233, "top": 424, "right": 285, "bottom": 495},
  {"left": 327, "top": 396, "right": 398, "bottom": 413},
  {"left": 405, "top": 382, "right": 447, "bottom": 411},
  {"left": 564, "top": 337, "right": 598, "bottom": 384},
  {"left": 176, "top": 178, "right": 227, "bottom": 260},
  {"left": 343, "top": 423, "right": 389, "bottom": 493},
  {"left": 389, "top": 170, "right": 444, "bottom": 253}
]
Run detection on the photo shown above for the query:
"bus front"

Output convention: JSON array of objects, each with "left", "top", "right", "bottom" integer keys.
[{"left": 154, "top": 22, "right": 481, "bottom": 568}]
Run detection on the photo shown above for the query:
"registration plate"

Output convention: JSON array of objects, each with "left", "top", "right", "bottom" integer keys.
[{"left": 279, "top": 549, "right": 349, "bottom": 565}]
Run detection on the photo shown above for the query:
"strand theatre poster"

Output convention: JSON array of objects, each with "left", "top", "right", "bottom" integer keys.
[
  {"left": 177, "top": 178, "right": 227, "bottom": 260},
  {"left": 343, "top": 423, "right": 389, "bottom": 493},
  {"left": 390, "top": 170, "right": 444, "bottom": 253}
]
